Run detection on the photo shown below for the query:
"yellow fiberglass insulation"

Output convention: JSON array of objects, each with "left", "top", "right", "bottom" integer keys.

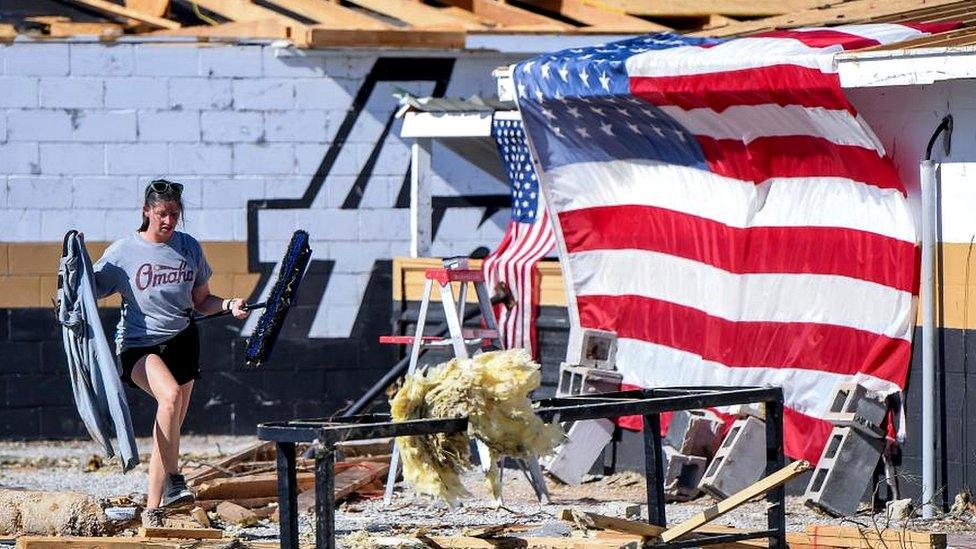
[{"left": 389, "top": 348, "right": 564, "bottom": 504}]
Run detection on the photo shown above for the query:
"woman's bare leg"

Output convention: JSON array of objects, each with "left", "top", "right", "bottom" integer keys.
[
  {"left": 175, "top": 381, "right": 194, "bottom": 459},
  {"left": 130, "top": 354, "right": 183, "bottom": 509}
]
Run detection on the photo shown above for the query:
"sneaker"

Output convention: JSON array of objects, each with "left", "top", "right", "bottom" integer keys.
[
  {"left": 159, "top": 473, "right": 195, "bottom": 508},
  {"left": 142, "top": 507, "right": 165, "bottom": 528}
]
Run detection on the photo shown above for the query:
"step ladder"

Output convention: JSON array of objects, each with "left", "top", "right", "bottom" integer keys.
[{"left": 379, "top": 257, "right": 550, "bottom": 505}]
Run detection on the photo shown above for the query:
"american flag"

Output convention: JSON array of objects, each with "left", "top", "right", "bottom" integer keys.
[
  {"left": 513, "top": 23, "right": 956, "bottom": 463},
  {"left": 482, "top": 114, "right": 556, "bottom": 355}
]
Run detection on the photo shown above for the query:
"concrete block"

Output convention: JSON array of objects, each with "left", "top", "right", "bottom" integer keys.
[
  {"left": 72, "top": 177, "right": 140, "bottom": 209},
  {"left": 0, "top": 144, "right": 39, "bottom": 174},
  {"left": 358, "top": 209, "right": 408, "bottom": 241},
  {"left": 201, "top": 178, "right": 264, "bottom": 208},
  {"left": 104, "top": 209, "right": 140, "bottom": 238},
  {"left": 232, "top": 143, "right": 293, "bottom": 175},
  {"left": 370, "top": 138, "right": 411, "bottom": 176},
  {"left": 134, "top": 45, "right": 199, "bottom": 76},
  {"left": 328, "top": 242, "right": 390, "bottom": 272},
  {"left": 556, "top": 364, "right": 623, "bottom": 397},
  {"left": 726, "top": 403, "right": 765, "bottom": 420},
  {"left": 181, "top": 207, "right": 238, "bottom": 240},
  {"left": 232, "top": 79, "right": 294, "bottom": 110},
  {"left": 42, "top": 208, "right": 106, "bottom": 241},
  {"left": 0, "top": 209, "right": 42, "bottom": 241},
  {"left": 169, "top": 78, "right": 232, "bottom": 110},
  {"left": 72, "top": 111, "right": 137, "bottom": 142},
  {"left": 265, "top": 176, "right": 310, "bottom": 199},
  {"left": 105, "top": 143, "right": 168, "bottom": 175},
  {"left": 8, "top": 176, "right": 72, "bottom": 208},
  {"left": 104, "top": 77, "right": 169, "bottom": 108},
  {"left": 698, "top": 416, "right": 766, "bottom": 500},
  {"left": 325, "top": 56, "right": 375, "bottom": 79},
  {"left": 264, "top": 110, "right": 329, "bottom": 142},
  {"left": 70, "top": 44, "right": 133, "bottom": 76},
  {"left": 804, "top": 426, "right": 883, "bottom": 517},
  {"left": 137, "top": 110, "right": 200, "bottom": 142},
  {"left": 663, "top": 446, "right": 708, "bottom": 502},
  {"left": 7, "top": 111, "right": 72, "bottom": 141},
  {"left": 262, "top": 48, "right": 328, "bottom": 78},
  {"left": 664, "top": 410, "right": 724, "bottom": 458},
  {"left": 566, "top": 328, "right": 617, "bottom": 370},
  {"left": 824, "top": 382, "right": 887, "bottom": 437},
  {"left": 168, "top": 143, "right": 232, "bottom": 175},
  {"left": 39, "top": 78, "right": 103, "bottom": 108},
  {"left": 256, "top": 209, "right": 298, "bottom": 241},
  {"left": 202, "top": 111, "right": 263, "bottom": 143},
  {"left": 545, "top": 418, "right": 614, "bottom": 486},
  {"left": 294, "top": 143, "right": 339, "bottom": 175},
  {"left": 200, "top": 46, "right": 262, "bottom": 78},
  {"left": 293, "top": 78, "right": 355, "bottom": 109},
  {"left": 0, "top": 78, "right": 39, "bottom": 108},
  {"left": 39, "top": 144, "right": 105, "bottom": 175},
  {"left": 5, "top": 44, "right": 69, "bottom": 76}
]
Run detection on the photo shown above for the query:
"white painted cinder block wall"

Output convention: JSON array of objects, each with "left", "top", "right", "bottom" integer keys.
[{"left": 0, "top": 40, "right": 523, "bottom": 337}]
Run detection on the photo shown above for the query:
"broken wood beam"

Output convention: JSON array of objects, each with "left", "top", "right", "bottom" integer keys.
[
  {"left": 422, "top": 536, "right": 641, "bottom": 549},
  {"left": 195, "top": 496, "right": 279, "bottom": 511},
  {"left": 146, "top": 20, "right": 297, "bottom": 40},
  {"left": 194, "top": 471, "right": 315, "bottom": 500},
  {"left": 15, "top": 537, "right": 281, "bottom": 549},
  {"left": 803, "top": 525, "right": 947, "bottom": 549},
  {"left": 660, "top": 460, "right": 811, "bottom": 542},
  {"left": 190, "top": 507, "right": 211, "bottom": 528},
  {"left": 138, "top": 526, "right": 223, "bottom": 539},
  {"left": 305, "top": 27, "right": 466, "bottom": 49},
  {"left": 298, "top": 460, "right": 391, "bottom": 513}
]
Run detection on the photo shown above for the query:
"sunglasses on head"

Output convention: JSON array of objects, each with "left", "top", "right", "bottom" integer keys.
[{"left": 146, "top": 180, "right": 183, "bottom": 197}]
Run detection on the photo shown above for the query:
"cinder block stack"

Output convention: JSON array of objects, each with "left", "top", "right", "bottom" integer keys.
[
  {"left": 545, "top": 330, "right": 621, "bottom": 485},
  {"left": 803, "top": 382, "right": 887, "bottom": 516}
]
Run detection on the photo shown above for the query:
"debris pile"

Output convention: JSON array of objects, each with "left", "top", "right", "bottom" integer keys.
[{"left": 390, "top": 348, "right": 564, "bottom": 504}]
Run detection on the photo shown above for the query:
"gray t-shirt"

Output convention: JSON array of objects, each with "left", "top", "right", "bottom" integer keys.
[{"left": 94, "top": 231, "right": 212, "bottom": 351}]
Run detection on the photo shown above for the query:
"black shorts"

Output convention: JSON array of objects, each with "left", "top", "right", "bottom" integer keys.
[{"left": 120, "top": 323, "right": 200, "bottom": 388}]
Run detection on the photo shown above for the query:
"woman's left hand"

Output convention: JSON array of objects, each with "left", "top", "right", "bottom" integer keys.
[{"left": 230, "top": 298, "right": 249, "bottom": 320}]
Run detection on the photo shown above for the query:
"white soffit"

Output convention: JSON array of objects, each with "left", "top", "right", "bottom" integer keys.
[
  {"left": 837, "top": 46, "right": 976, "bottom": 88},
  {"left": 400, "top": 111, "right": 494, "bottom": 138}
]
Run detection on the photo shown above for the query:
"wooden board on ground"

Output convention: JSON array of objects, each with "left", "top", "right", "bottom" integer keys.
[
  {"left": 138, "top": 526, "right": 223, "bottom": 539},
  {"left": 185, "top": 441, "right": 275, "bottom": 486},
  {"left": 15, "top": 537, "right": 281, "bottom": 549},
  {"left": 559, "top": 509, "right": 765, "bottom": 548},
  {"left": 660, "top": 460, "right": 811, "bottom": 542},
  {"left": 297, "top": 460, "right": 391, "bottom": 513},
  {"left": 195, "top": 471, "right": 316, "bottom": 500},
  {"left": 196, "top": 495, "right": 278, "bottom": 511},
  {"left": 190, "top": 506, "right": 210, "bottom": 528}
]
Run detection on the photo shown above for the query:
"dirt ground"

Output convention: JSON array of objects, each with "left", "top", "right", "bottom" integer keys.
[{"left": 3, "top": 437, "right": 976, "bottom": 548}]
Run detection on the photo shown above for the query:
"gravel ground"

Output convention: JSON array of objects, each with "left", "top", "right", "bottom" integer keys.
[{"left": 3, "top": 437, "right": 976, "bottom": 547}]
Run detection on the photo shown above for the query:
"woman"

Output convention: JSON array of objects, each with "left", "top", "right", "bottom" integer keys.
[{"left": 93, "top": 179, "right": 250, "bottom": 527}]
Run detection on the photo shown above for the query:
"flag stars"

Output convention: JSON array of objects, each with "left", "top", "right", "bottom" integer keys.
[
  {"left": 557, "top": 65, "right": 570, "bottom": 82},
  {"left": 576, "top": 126, "right": 590, "bottom": 138},
  {"left": 598, "top": 72, "right": 611, "bottom": 91},
  {"left": 542, "top": 107, "right": 556, "bottom": 120},
  {"left": 579, "top": 70, "right": 590, "bottom": 87},
  {"left": 567, "top": 106, "right": 582, "bottom": 119},
  {"left": 627, "top": 121, "right": 641, "bottom": 133},
  {"left": 599, "top": 122, "right": 614, "bottom": 136},
  {"left": 541, "top": 63, "right": 551, "bottom": 79}
]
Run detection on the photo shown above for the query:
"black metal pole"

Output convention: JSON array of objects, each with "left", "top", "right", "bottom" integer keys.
[
  {"left": 276, "top": 442, "right": 299, "bottom": 549},
  {"left": 315, "top": 445, "right": 336, "bottom": 549},
  {"left": 765, "top": 397, "right": 786, "bottom": 549},
  {"left": 643, "top": 413, "right": 667, "bottom": 527}
]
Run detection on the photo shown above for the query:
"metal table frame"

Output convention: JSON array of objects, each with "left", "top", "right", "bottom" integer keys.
[{"left": 257, "top": 386, "right": 786, "bottom": 549}]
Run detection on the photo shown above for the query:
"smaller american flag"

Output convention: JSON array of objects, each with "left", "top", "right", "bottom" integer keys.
[{"left": 483, "top": 114, "right": 556, "bottom": 355}]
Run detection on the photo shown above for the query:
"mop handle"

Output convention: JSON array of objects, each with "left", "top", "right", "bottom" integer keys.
[{"left": 196, "top": 301, "right": 266, "bottom": 322}]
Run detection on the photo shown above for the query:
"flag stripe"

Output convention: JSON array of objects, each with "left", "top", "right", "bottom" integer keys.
[
  {"left": 629, "top": 67, "right": 849, "bottom": 112},
  {"left": 571, "top": 249, "right": 914, "bottom": 340},
  {"left": 626, "top": 38, "right": 837, "bottom": 77},
  {"left": 545, "top": 162, "right": 916, "bottom": 243},
  {"left": 579, "top": 294, "right": 911, "bottom": 383},
  {"left": 697, "top": 135, "right": 903, "bottom": 191},
  {"left": 559, "top": 205, "right": 918, "bottom": 292},
  {"left": 753, "top": 29, "right": 881, "bottom": 50},
  {"left": 659, "top": 104, "right": 883, "bottom": 151}
]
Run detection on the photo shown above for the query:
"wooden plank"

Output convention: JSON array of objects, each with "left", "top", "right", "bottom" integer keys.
[
  {"left": 147, "top": 19, "right": 296, "bottom": 39},
  {"left": 439, "top": 0, "right": 574, "bottom": 29},
  {"left": 188, "top": 0, "right": 306, "bottom": 27},
  {"left": 47, "top": 22, "right": 124, "bottom": 37},
  {"left": 263, "top": 0, "right": 390, "bottom": 29},
  {"left": 125, "top": 0, "right": 169, "bottom": 18},
  {"left": 196, "top": 495, "right": 279, "bottom": 511},
  {"left": 195, "top": 471, "right": 316, "bottom": 500},
  {"left": 692, "top": 0, "right": 963, "bottom": 37},
  {"left": 16, "top": 538, "right": 282, "bottom": 549},
  {"left": 592, "top": 0, "right": 826, "bottom": 17},
  {"left": 0, "top": 24, "right": 18, "bottom": 40},
  {"left": 558, "top": 510, "right": 762, "bottom": 549},
  {"left": 305, "top": 27, "right": 466, "bottom": 49},
  {"left": 345, "top": 0, "right": 487, "bottom": 29},
  {"left": 297, "top": 460, "right": 390, "bottom": 512},
  {"left": 190, "top": 506, "right": 211, "bottom": 528},
  {"left": 185, "top": 441, "right": 274, "bottom": 486},
  {"left": 805, "top": 525, "right": 946, "bottom": 547},
  {"left": 138, "top": 526, "right": 224, "bottom": 539},
  {"left": 63, "top": 0, "right": 180, "bottom": 28},
  {"left": 660, "top": 460, "right": 811, "bottom": 542}
]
